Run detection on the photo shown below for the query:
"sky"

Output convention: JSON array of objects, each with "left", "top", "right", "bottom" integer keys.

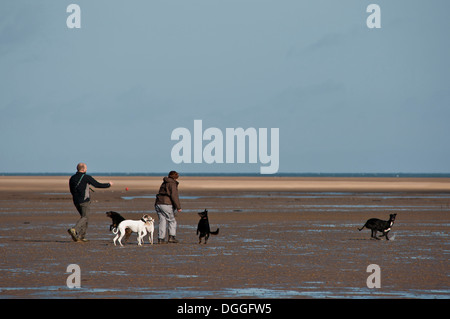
[{"left": 1, "top": 0, "right": 449, "bottom": 174}]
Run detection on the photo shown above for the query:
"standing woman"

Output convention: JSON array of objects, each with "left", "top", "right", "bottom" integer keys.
[{"left": 155, "top": 171, "right": 182, "bottom": 244}]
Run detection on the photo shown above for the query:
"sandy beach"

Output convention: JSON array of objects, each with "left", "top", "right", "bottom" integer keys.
[{"left": 0, "top": 176, "right": 449, "bottom": 299}]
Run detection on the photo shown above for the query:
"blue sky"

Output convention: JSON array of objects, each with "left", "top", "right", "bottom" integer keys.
[{"left": 1, "top": 0, "right": 449, "bottom": 174}]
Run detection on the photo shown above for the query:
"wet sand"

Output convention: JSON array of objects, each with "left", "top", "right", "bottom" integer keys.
[{"left": 0, "top": 176, "right": 449, "bottom": 299}]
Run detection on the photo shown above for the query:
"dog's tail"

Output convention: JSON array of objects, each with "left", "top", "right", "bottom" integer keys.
[
  {"left": 210, "top": 228, "right": 219, "bottom": 235},
  {"left": 112, "top": 227, "right": 119, "bottom": 234},
  {"left": 358, "top": 224, "right": 365, "bottom": 231}
]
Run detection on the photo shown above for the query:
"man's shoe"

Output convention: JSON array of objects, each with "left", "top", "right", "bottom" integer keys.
[
  {"left": 158, "top": 238, "right": 167, "bottom": 244},
  {"left": 67, "top": 228, "right": 78, "bottom": 242},
  {"left": 168, "top": 235, "right": 179, "bottom": 243}
]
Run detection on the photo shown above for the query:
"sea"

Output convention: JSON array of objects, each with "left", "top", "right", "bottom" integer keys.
[{"left": 1, "top": 172, "right": 450, "bottom": 177}]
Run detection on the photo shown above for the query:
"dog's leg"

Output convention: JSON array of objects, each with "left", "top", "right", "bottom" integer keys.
[
  {"left": 113, "top": 234, "right": 119, "bottom": 246},
  {"left": 138, "top": 229, "right": 147, "bottom": 246},
  {"left": 139, "top": 231, "right": 144, "bottom": 246},
  {"left": 373, "top": 230, "right": 380, "bottom": 240},
  {"left": 384, "top": 231, "right": 390, "bottom": 240},
  {"left": 142, "top": 229, "right": 147, "bottom": 245},
  {"left": 118, "top": 231, "right": 125, "bottom": 246},
  {"left": 136, "top": 231, "right": 141, "bottom": 246},
  {"left": 137, "top": 232, "right": 142, "bottom": 246},
  {"left": 204, "top": 233, "right": 210, "bottom": 244}
]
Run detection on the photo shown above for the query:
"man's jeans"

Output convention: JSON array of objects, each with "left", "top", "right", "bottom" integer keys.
[{"left": 155, "top": 204, "right": 177, "bottom": 240}]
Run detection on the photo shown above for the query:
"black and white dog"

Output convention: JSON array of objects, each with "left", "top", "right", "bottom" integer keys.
[
  {"left": 106, "top": 211, "right": 132, "bottom": 243},
  {"left": 106, "top": 211, "right": 125, "bottom": 231},
  {"left": 197, "top": 209, "right": 219, "bottom": 244},
  {"left": 359, "top": 213, "right": 397, "bottom": 240},
  {"left": 113, "top": 214, "right": 154, "bottom": 246}
]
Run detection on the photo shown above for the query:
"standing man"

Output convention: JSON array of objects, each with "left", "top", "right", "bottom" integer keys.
[
  {"left": 68, "top": 163, "right": 113, "bottom": 242},
  {"left": 155, "top": 171, "right": 182, "bottom": 244}
]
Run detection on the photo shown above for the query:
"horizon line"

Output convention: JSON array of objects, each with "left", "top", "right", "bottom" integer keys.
[{"left": 1, "top": 172, "right": 450, "bottom": 177}]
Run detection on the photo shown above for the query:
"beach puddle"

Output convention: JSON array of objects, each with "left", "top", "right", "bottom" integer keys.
[
  {"left": 88, "top": 270, "right": 129, "bottom": 276},
  {"left": 223, "top": 287, "right": 303, "bottom": 298},
  {"left": 121, "top": 195, "right": 201, "bottom": 200}
]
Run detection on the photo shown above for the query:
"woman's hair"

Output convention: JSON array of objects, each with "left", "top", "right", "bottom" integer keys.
[{"left": 168, "top": 171, "right": 179, "bottom": 179}]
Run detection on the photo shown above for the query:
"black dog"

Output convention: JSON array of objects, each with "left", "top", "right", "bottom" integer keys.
[
  {"left": 197, "top": 209, "right": 219, "bottom": 244},
  {"left": 106, "top": 211, "right": 131, "bottom": 242},
  {"left": 358, "top": 213, "right": 396, "bottom": 240}
]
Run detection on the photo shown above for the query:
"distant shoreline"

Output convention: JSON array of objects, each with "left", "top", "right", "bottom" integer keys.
[{"left": 1, "top": 175, "right": 450, "bottom": 192}]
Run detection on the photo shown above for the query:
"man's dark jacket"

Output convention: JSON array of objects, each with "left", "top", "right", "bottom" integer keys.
[{"left": 69, "top": 172, "right": 111, "bottom": 205}]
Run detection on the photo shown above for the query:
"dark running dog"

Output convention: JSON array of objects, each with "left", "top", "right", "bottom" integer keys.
[
  {"left": 358, "top": 213, "right": 397, "bottom": 240},
  {"left": 197, "top": 209, "right": 219, "bottom": 244},
  {"left": 106, "top": 211, "right": 131, "bottom": 242}
]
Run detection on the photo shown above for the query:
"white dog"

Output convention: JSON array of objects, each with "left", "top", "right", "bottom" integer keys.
[
  {"left": 113, "top": 214, "right": 154, "bottom": 246},
  {"left": 145, "top": 218, "right": 154, "bottom": 245}
]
